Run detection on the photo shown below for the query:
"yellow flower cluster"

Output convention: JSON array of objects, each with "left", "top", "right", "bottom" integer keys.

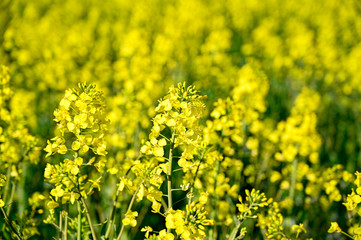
[
  {"left": 145, "top": 229, "right": 174, "bottom": 240},
  {"left": 45, "top": 158, "right": 87, "bottom": 204},
  {"left": 258, "top": 202, "right": 286, "bottom": 239},
  {"left": 44, "top": 83, "right": 109, "bottom": 208},
  {"left": 230, "top": 189, "right": 269, "bottom": 239},
  {"left": 0, "top": 65, "right": 40, "bottom": 173},
  {"left": 122, "top": 210, "right": 138, "bottom": 227},
  {"left": 141, "top": 82, "right": 205, "bottom": 160},
  {"left": 204, "top": 65, "right": 269, "bottom": 152},
  {"left": 195, "top": 65, "right": 269, "bottom": 228},
  {"left": 236, "top": 189, "right": 269, "bottom": 220},
  {"left": 343, "top": 172, "right": 361, "bottom": 211},
  {"left": 124, "top": 83, "right": 214, "bottom": 239},
  {"left": 2, "top": 0, "right": 361, "bottom": 239},
  {"left": 149, "top": 195, "right": 213, "bottom": 240},
  {"left": 0, "top": 65, "right": 12, "bottom": 104},
  {"left": 304, "top": 164, "right": 351, "bottom": 206},
  {"left": 45, "top": 83, "right": 108, "bottom": 157},
  {"left": 256, "top": 200, "right": 310, "bottom": 240},
  {"left": 274, "top": 88, "right": 321, "bottom": 163},
  {"left": 328, "top": 171, "right": 361, "bottom": 239},
  {"left": 0, "top": 65, "right": 42, "bottom": 239},
  {"left": 135, "top": 83, "right": 206, "bottom": 211}
]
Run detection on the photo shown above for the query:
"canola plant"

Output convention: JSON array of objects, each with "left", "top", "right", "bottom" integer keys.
[{"left": 1, "top": 0, "right": 361, "bottom": 239}]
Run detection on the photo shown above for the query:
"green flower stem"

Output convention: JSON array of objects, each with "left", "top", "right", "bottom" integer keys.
[
  {"left": 0, "top": 206, "right": 22, "bottom": 240},
  {"left": 63, "top": 210, "right": 68, "bottom": 240},
  {"left": 59, "top": 210, "right": 63, "bottom": 240},
  {"left": 104, "top": 186, "right": 120, "bottom": 239},
  {"left": 51, "top": 222, "right": 61, "bottom": 231},
  {"left": 80, "top": 197, "right": 98, "bottom": 240},
  {"left": 6, "top": 181, "right": 15, "bottom": 216},
  {"left": 104, "top": 165, "right": 135, "bottom": 239},
  {"left": 229, "top": 221, "right": 241, "bottom": 240},
  {"left": 255, "top": 153, "right": 270, "bottom": 188},
  {"left": 161, "top": 197, "right": 168, "bottom": 211},
  {"left": 167, "top": 132, "right": 176, "bottom": 223},
  {"left": 341, "top": 231, "right": 354, "bottom": 239},
  {"left": 132, "top": 201, "right": 150, "bottom": 235},
  {"left": 186, "top": 156, "right": 202, "bottom": 219},
  {"left": 2, "top": 166, "right": 11, "bottom": 207},
  {"left": 229, "top": 202, "right": 255, "bottom": 240},
  {"left": 209, "top": 159, "right": 220, "bottom": 240},
  {"left": 77, "top": 201, "right": 82, "bottom": 240},
  {"left": 116, "top": 182, "right": 143, "bottom": 240}
]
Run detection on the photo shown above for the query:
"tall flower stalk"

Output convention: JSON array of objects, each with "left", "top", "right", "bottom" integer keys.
[{"left": 44, "top": 83, "right": 109, "bottom": 239}]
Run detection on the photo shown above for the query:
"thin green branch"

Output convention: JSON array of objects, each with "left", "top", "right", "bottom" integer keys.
[
  {"left": 186, "top": 156, "right": 202, "bottom": 219},
  {"left": 116, "top": 182, "right": 143, "bottom": 240},
  {"left": 2, "top": 166, "right": 11, "bottom": 207},
  {"left": 0, "top": 207, "right": 22, "bottom": 240},
  {"left": 209, "top": 159, "right": 220, "bottom": 240},
  {"left": 77, "top": 201, "right": 82, "bottom": 240},
  {"left": 80, "top": 197, "right": 98, "bottom": 240},
  {"left": 341, "top": 231, "right": 355, "bottom": 239},
  {"left": 6, "top": 181, "right": 15, "bottom": 216},
  {"left": 63, "top": 211, "right": 68, "bottom": 240},
  {"left": 104, "top": 187, "right": 120, "bottom": 239},
  {"left": 59, "top": 210, "right": 63, "bottom": 240},
  {"left": 167, "top": 132, "right": 176, "bottom": 213}
]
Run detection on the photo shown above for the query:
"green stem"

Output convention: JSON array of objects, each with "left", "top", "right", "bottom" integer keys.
[
  {"left": 63, "top": 211, "right": 68, "bottom": 240},
  {"left": 0, "top": 207, "right": 22, "bottom": 240},
  {"left": 104, "top": 187, "right": 120, "bottom": 239},
  {"left": 116, "top": 182, "right": 143, "bottom": 240},
  {"left": 255, "top": 153, "right": 270, "bottom": 188},
  {"left": 341, "top": 231, "right": 355, "bottom": 239},
  {"left": 167, "top": 132, "right": 175, "bottom": 215},
  {"left": 59, "top": 210, "right": 63, "bottom": 240},
  {"left": 132, "top": 201, "right": 150, "bottom": 235},
  {"left": 161, "top": 197, "right": 168, "bottom": 212},
  {"left": 103, "top": 165, "right": 136, "bottom": 239},
  {"left": 77, "top": 201, "right": 82, "bottom": 240},
  {"left": 6, "top": 181, "right": 15, "bottom": 216},
  {"left": 229, "top": 221, "right": 241, "bottom": 240},
  {"left": 3, "top": 166, "right": 11, "bottom": 206},
  {"left": 186, "top": 156, "right": 202, "bottom": 219},
  {"left": 229, "top": 202, "right": 256, "bottom": 240},
  {"left": 209, "top": 159, "right": 220, "bottom": 239},
  {"left": 80, "top": 197, "right": 98, "bottom": 240}
]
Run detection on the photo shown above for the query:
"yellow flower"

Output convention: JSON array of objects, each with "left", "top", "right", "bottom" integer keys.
[
  {"left": 141, "top": 226, "right": 153, "bottom": 238},
  {"left": 158, "top": 229, "right": 174, "bottom": 240},
  {"left": 328, "top": 222, "right": 341, "bottom": 233},
  {"left": 292, "top": 223, "right": 307, "bottom": 234},
  {"left": 151, "top": 201, "right": 162, "bottom": 213},
  {"left": 0, "top": 174, "right": 6, "bottom": 187},
  {"left": 47, "top": 200, "right": 59, "bottom": 210},
  {"left": 122, "top": 210, "right": 138, "bottom": 227},
  {"left": 343, "top": 189, "right": 361, "bottom": 211},
  {"left": 166, "top": 209, "right": 184, "bottom": 230},
  {"left": 50, "top": 185, "right": 65, "bottom": 200}
]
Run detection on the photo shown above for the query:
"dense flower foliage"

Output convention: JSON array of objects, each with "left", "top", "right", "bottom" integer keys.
[{"left": 1, "top": 0, "right": 361, "bottom": 239}]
